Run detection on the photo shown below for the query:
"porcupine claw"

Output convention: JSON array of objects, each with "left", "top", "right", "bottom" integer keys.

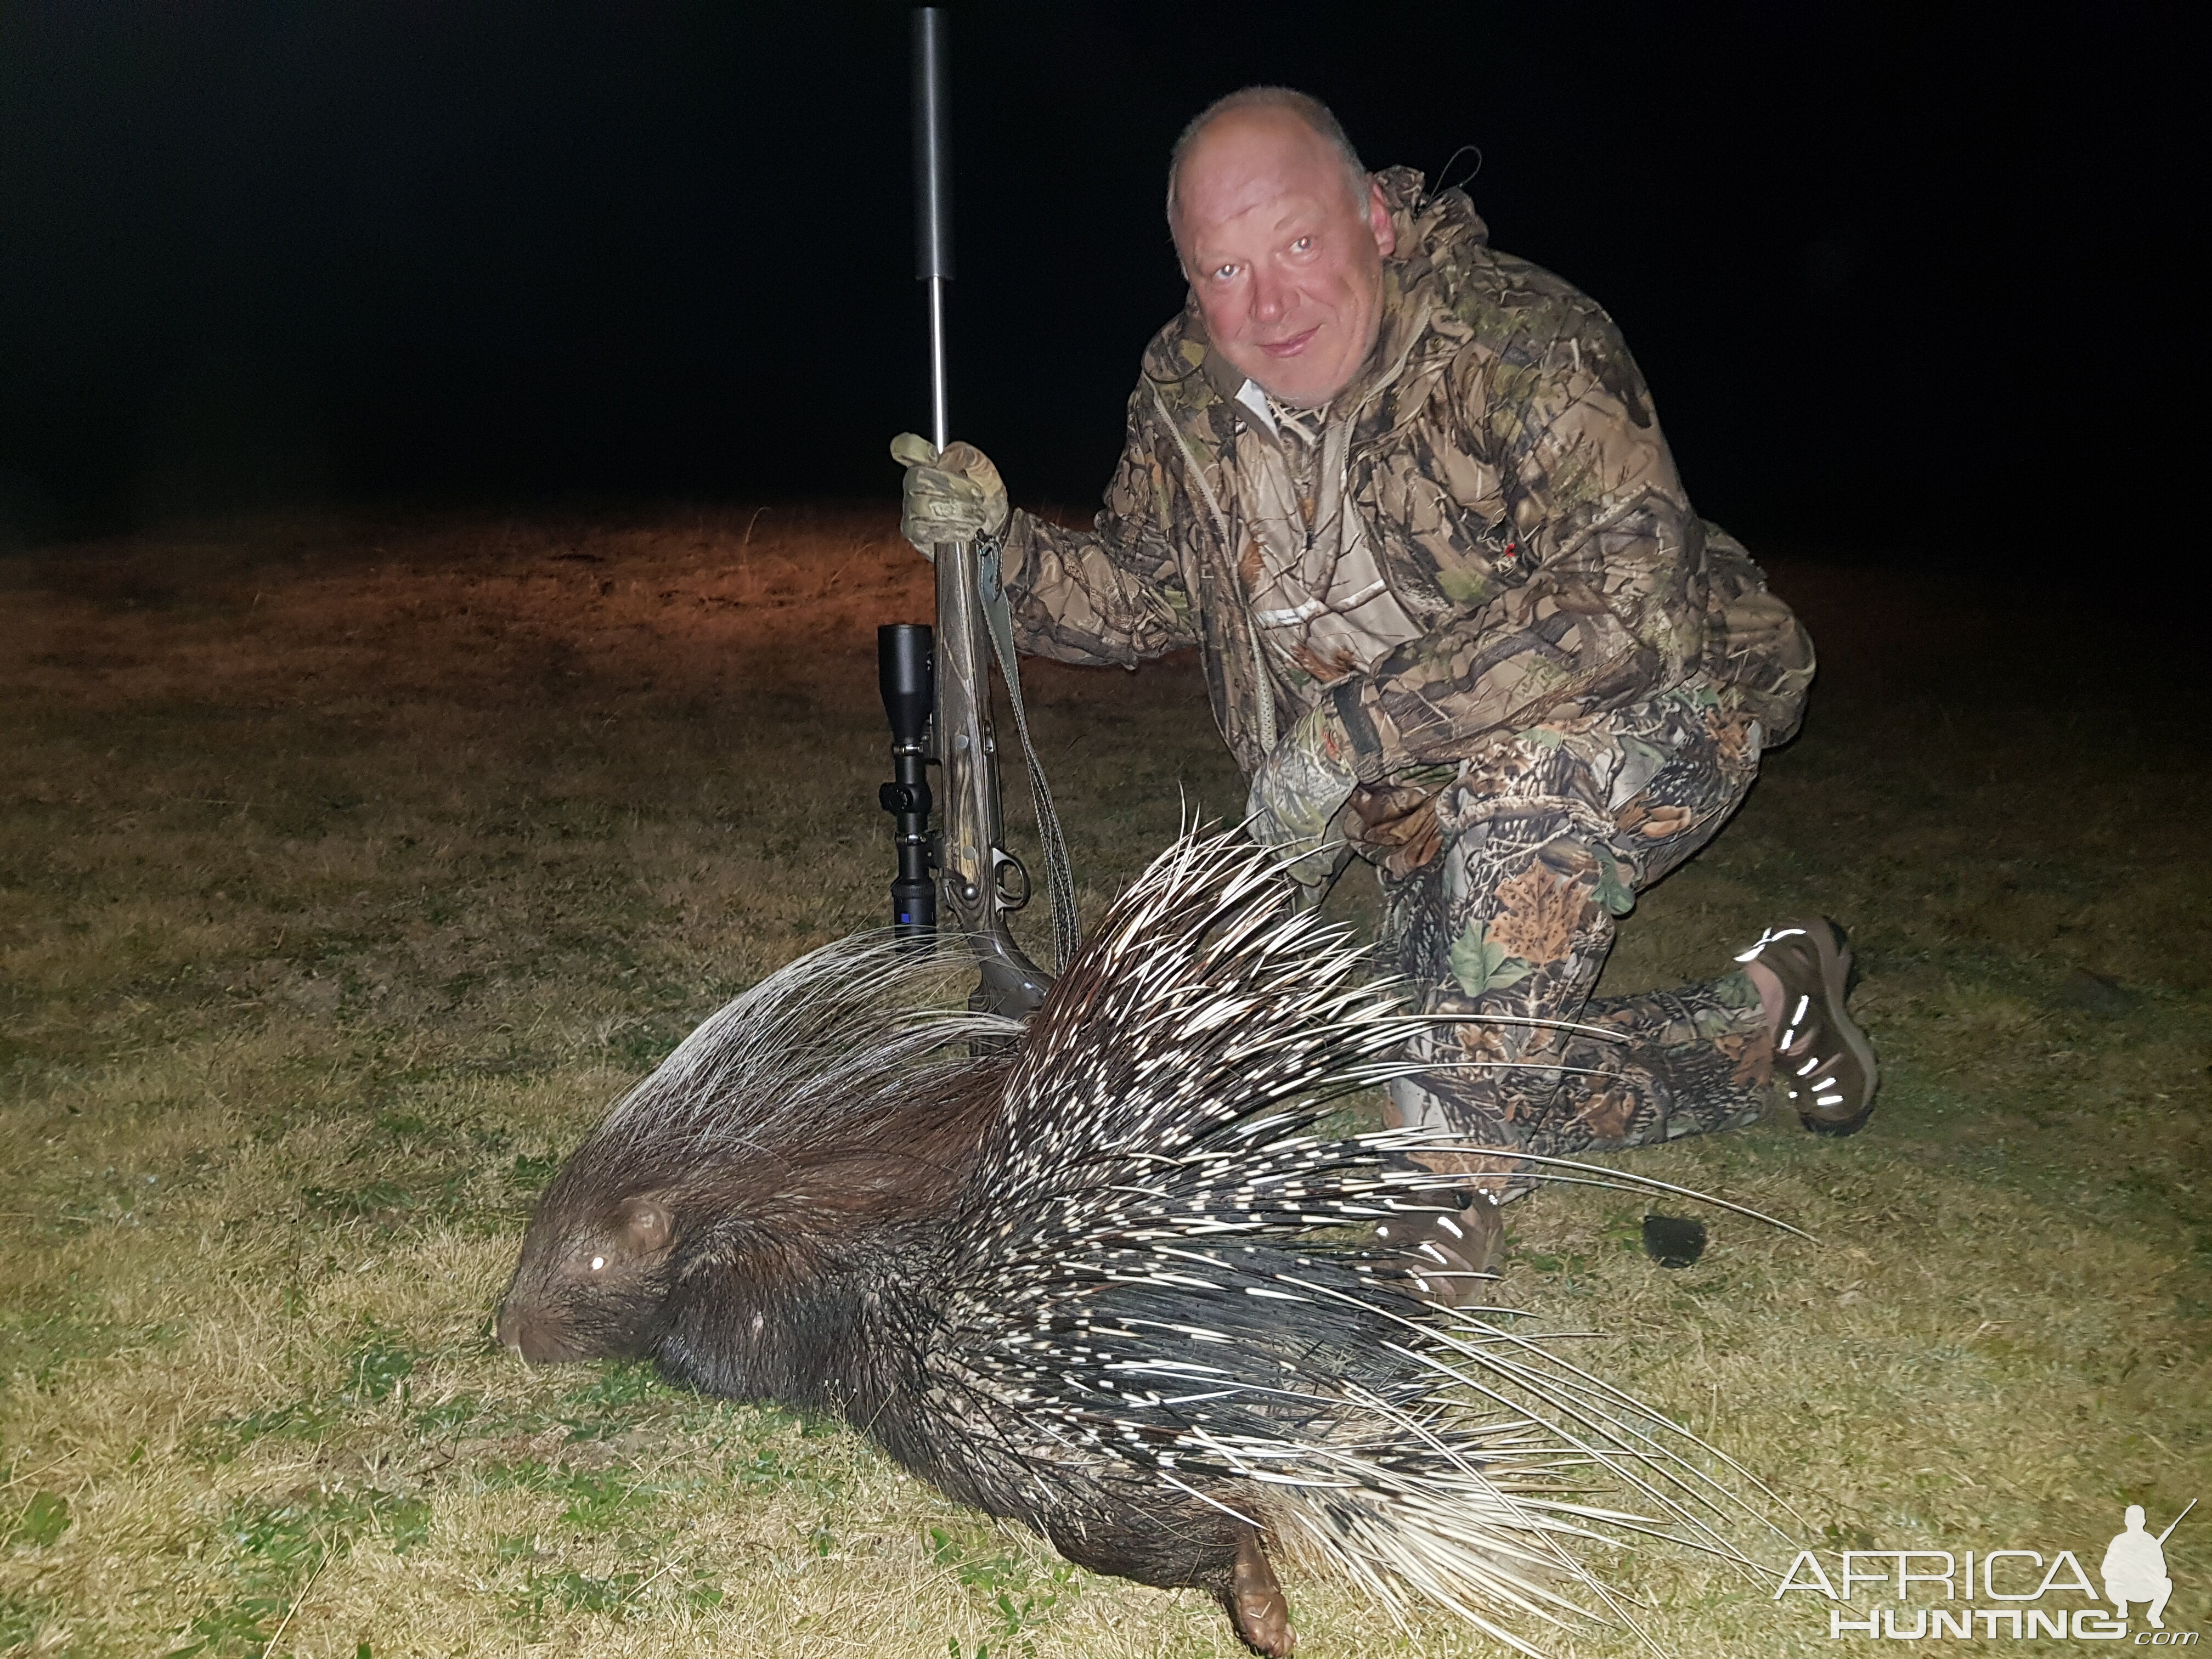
[{"left": 1225, "top": 1529, "right": 1294, "bottom": 1657}]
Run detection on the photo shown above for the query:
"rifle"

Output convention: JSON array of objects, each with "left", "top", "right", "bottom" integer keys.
[
  {"left": 2157, "top": 1499, "right": 2196, "bottom": 1545},
  {"left": 878, "top": 7, "right": 1075, "bottom": 1019}
]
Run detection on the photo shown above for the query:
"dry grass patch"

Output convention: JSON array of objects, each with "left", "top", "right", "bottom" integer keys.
[{"left": 2, "top": 509, "right": 2205, "bottom": 1655}]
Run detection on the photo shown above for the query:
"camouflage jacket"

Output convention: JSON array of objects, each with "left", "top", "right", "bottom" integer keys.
[{"left": 1001, "top": 167, "right": 1813, "bottom": 784}]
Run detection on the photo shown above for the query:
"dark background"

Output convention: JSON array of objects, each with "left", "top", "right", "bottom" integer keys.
[{"left": 0, "top": 2, "right": 2178, "bottom": 566}]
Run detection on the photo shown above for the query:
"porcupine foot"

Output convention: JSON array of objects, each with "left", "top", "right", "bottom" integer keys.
[{"left": 1222, "top": 1528, "right": 1294, "bottom": 1656}]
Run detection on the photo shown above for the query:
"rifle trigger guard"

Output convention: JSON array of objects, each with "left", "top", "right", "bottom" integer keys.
[{"left": 991, "top": 848, "right": 1031, "bottom": 912}]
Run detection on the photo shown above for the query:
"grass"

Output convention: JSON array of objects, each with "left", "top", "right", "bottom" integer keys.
[{"left": 1, "top": 505, "right": 2206, "bottom": 1656}]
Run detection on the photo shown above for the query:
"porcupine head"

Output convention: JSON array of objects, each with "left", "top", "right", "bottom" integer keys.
[
  {"left": 494, "top": 1133, "right": 685, "bottom": 1367},
  {"left": 494, "top": 938, "right": 1009, "bottom": 1406}
]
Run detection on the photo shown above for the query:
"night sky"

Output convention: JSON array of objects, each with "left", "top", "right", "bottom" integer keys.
[{"left": 0, "top": 3, "right": 2176, "bottom": 568}]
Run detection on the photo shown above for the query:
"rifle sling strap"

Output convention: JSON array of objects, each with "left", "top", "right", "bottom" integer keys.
[{"left": 977, "top": 535, "right": 1081, "bottom": 972}]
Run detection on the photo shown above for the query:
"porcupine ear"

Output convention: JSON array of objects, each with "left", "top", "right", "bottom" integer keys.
[{"left": 620, "top": 1197, "right": 672, "bottom": 1253}]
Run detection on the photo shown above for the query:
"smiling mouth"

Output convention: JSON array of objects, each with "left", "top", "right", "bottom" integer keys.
[{"left": 1257, "top": 326, "right": 1318, "bottom": 358}]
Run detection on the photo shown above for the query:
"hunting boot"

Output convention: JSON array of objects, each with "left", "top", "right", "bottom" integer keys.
[
  {"left": 1369, "top": 1190, "right": 1504, "bottom": 1307},
  {"left": 1736, "top": 919, "right": 1879, "bottom": 1136}
]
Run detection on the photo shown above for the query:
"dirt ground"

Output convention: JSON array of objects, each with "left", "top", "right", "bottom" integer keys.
[{"left": 2, "top": 506, "right": 2207, "bottom": 1656}]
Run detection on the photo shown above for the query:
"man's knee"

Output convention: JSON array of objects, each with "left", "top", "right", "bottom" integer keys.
[{"left": 1430, "top": 829, "right": 1611, "bottom": 1007}]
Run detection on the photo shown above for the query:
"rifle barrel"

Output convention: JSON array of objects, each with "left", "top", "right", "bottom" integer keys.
[
  {"left": 2157, "top": 1497, "right": 2196, "bottom": 1544},
  {"left": 912, "top": 7, "right": 953, "bottom": 450}
]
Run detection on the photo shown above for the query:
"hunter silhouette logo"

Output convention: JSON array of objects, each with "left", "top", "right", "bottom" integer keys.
[
  {"left": 1774, "top": 1497, "right": 2198, "bottom": 1640},
  {"left": 2104, "top": 1501, "right": 2191, "bottom": 1630}
]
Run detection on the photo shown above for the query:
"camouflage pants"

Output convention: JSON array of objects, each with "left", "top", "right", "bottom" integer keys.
[{"left": 1365, "top": 687, "right": 1773, "bottom": 1196}]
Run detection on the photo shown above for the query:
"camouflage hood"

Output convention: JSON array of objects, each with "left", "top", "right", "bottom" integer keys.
[{"left": 1001, "top": 167, "right": 1813, "bottom": 779}]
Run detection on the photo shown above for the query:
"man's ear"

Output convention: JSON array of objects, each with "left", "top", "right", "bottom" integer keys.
[{"left": 1368, "top": 180, "right": 1397, "bottom": 259}]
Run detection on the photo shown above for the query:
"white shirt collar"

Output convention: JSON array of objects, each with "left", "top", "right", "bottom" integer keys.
[{"left": 1234, "top": 378, "right": 1276, "bottom": 436}]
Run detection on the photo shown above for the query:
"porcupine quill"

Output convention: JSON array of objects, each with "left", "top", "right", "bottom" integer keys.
[{"left": 496, "top": 828, "right": 1793, "bottom": 1656}]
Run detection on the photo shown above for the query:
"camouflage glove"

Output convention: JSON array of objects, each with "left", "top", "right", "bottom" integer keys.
[
  {"left": 1246, "top": 701, "right": 1362, "bottom": 898},
  {"left": 890, "top": 432, "right": 1009, "bottom": 560}
]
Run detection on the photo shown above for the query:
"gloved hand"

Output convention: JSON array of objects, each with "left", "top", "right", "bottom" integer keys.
[
  {"left": 891, "top": 432, "right": 1009, "bottom": 560},
  {"left": 1246, "top": 700, "right": 1363, "bottom": 899}
]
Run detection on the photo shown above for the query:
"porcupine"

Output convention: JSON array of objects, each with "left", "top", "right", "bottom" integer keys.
[{"left": 496, "top": 829, "right": 1778, "bottom": 1656}]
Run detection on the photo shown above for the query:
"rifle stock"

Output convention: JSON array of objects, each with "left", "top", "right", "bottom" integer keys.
[{"left": 929, "top": 539, "right": 1052, "bottom": 1014}]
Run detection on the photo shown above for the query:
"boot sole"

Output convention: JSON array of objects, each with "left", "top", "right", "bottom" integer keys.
[{"left": 1795, "top": 919, "right": 1879, "bottom": 1137}]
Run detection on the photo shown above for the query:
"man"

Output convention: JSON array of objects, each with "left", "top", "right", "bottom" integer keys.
[
  {"left": 894, "top": 88, "right": 1875, "bottom": 1299},
  {"left": 2102, "top": 1506, "right": 2176, "bottom": 1629}
]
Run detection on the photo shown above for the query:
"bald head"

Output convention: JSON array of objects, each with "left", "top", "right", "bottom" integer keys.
[
  {"left": 1165, "top": 89, "right": 1396, "bottom": 407},
  {"left": 1166, "top": 87, "right": 1368, "bottom": 244}
]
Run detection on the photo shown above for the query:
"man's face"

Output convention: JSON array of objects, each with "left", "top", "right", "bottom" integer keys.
[{"left": 1173, "top": 109, "right": 1396, "bottom": 409}]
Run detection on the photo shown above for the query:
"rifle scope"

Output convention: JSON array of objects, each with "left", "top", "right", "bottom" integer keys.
[{"left": 878, "top": 622, "right": 936, "bottom": 939}]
